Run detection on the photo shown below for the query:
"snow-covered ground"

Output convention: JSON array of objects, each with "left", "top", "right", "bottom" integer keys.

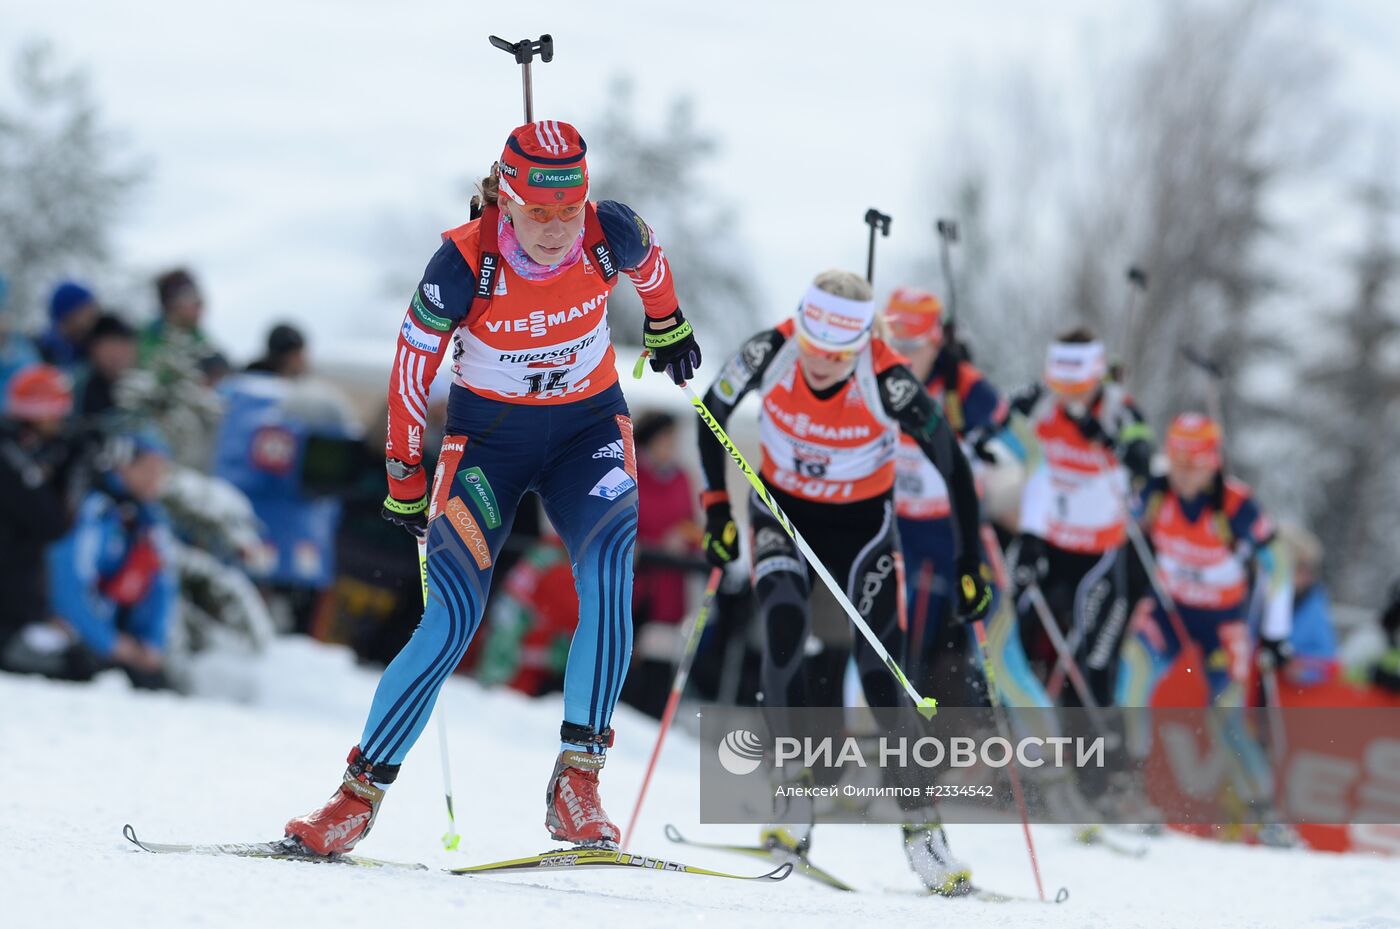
[{"left": 5, "top": 637, "right": 1398, "bottom": 929}]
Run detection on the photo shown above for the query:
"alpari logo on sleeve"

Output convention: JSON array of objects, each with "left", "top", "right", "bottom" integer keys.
[
  {"left": 476, "top": 253, "right": 499, "bottom": 300},
  {"left": 591, "top": 242, "right": 617, "bottom": 279},
  {"left": 588, "top": 466, "right": 637, "bottom": 501},
  {"left": 445, "top": 497, "right": 492, "bottom": 570},
  {"left": 412, "top": 291, "right": 452, "bottom": 332},
  {"left": 401, "top": 316, "right": 444, "bottom": 354},
  {"left": 457, "top": 466, "right": 501, "bottom": 529},
  {"left": 422, "top": 282, "right": 444, "bottom": 309}
]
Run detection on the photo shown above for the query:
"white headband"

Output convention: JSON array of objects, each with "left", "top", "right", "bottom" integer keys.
[
  {"left": 1045, "top": 340, "right": 1106, "bottom": 389},
  {"left": 795, "top": 285, "right": 875, "bottom": 351}
]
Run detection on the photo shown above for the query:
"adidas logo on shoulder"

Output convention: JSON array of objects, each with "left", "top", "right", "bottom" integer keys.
[{"left": 592, "top": 440, "right": 625, "bottom": 460}]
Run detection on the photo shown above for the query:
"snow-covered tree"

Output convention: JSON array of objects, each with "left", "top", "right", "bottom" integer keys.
[
  {"left": 0, "top": 41, "right": 143, "bottom": 327},
  {"left": 1292, "top": 164, "right": 1400, "bottom": 605}
]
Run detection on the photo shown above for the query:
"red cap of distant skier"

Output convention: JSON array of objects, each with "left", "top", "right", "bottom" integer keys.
[
  {"left": 882, "top": 288, "right": 944, "bottom": 343},
  {"left": 497, "top": 121, "right": 589, "bottom": 206},
  {"left": 1166, "top": 412, "right": 1222, "bottom": 468}
]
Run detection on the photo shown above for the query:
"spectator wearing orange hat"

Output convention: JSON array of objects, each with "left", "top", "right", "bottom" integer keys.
[{"left": 0, "top": 364, "right": 91, "bottom": 677}]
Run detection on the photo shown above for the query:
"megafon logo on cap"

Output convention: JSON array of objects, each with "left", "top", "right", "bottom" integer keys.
[
  {"left": 528, "top": 167, "right": 585, "bottom": 188},
  {"left": 718, "top": 729, "right": 765, "bottom": 775}
]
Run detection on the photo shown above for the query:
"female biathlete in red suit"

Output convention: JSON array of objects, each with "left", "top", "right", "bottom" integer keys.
[
  {"left": 285, "top": 120, "right": 702, "bottom": 855},
  {"left": 696, "top": 269, "right": 992, "bottom": 895}
]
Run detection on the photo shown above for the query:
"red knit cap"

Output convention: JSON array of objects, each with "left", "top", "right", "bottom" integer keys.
[
  {"left": 882, "top": 288, "right": 944, "bottom": 342},
  {"left": 497, "top": 121, "right": 589, "bottom": 205},
  {"left": 6, "top": 363, "right": 73, "bottom": 421},
  {"left": 1166, "top": 412, "right": 1222, "bottom": 469}
]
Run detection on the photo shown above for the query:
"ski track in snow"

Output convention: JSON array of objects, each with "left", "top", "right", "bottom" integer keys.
[{"left": 5, "top": 637, "right": 1398, "bottom": 929}]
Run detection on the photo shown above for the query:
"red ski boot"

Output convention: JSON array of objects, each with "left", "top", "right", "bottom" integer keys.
[
  {"left": 545, "top": 725, "right": 619, "bottom": 847},
  {"left": 285, "top": 747, "right": 400, "bottom": 856}
]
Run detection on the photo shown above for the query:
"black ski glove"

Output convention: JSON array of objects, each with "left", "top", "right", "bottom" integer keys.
[
  {"left": 644, "top": 310, "right": 702, "bottom": 385},
  {"left": 701, "top": 500, "right": 738, "bottom": 568},
  {"left": 955, "top": 557, "right": 994, "bottom": 623},
  {"left": 1072, "top": 413, "right": 1113, "bottom": 448},
  {"left": 381, "top": 493, "right": 429, "bottom": 538},
  {"left": 1257, "top": 634, "right": 1294, "bottom": 673},
  {"left": 1013, "top": 534, "right": 1049, "bottom": 591}
]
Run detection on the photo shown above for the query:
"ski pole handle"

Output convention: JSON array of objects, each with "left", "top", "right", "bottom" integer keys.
[
  {"left": 936, "top": 217, "right": 960, "bottom": 326},
  {"left": 489, "top": 34, "right": 555, "bottom": 123},
  {"left": 863, "top": 208, "right": 892, "bottom": 284}
]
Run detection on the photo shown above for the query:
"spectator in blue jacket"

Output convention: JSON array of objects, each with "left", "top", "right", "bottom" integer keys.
[
  {"left": 38, "top": 280, "right": 101, "bottom": 369},
  {"left": 1276, "top": 522, "right": 1338, "bottom": 686},
  {"left": 48, "top": 428, "right": 176, "bottom": 689}
]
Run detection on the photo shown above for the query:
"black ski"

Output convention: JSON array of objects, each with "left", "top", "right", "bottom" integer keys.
[{"left": 663, "top": 824, "right": 857, "bottom": 891}]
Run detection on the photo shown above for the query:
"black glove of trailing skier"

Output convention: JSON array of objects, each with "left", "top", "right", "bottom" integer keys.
[
  {"left": 644, "top": 309, "right": 702, "bottom": 385},
  {"left": 1257, "top": 634, "right": 1294, "bottom": 672},
  {"left": 1072, "top": 413, "right": 1113, "bottom": 448},
  {"left": 1013, "top": 534, "right": 1049, "bottom": 591},
  {"left": 701, "top": 500, "right": 739, "bottom": 568},
  {"left": 955, "top": 556, "right": 994, "bottom": 623}
]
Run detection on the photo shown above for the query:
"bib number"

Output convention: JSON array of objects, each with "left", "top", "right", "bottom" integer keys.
[{"left": 524, "top": 370, "right": 570, "bottom": 394}]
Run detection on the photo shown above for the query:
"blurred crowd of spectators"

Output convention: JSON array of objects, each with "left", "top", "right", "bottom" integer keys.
[
  {"left": 0, "top": 268, "right": 358, "bottom": 691},
  {"left": 0, "top": 267, "right": 726, "bottom": 717}
]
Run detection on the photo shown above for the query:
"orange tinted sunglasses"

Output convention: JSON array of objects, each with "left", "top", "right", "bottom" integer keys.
[
  {"left": 520, "top": 202, "right": 585, "bottom": 224},
  {"left": 796, "top": 331, "right": 859, "bottom": 364}
]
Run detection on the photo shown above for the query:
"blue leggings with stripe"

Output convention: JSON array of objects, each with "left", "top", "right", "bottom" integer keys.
[{"left": 359, "top": 383, "right": 638, "bottom": 766}]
